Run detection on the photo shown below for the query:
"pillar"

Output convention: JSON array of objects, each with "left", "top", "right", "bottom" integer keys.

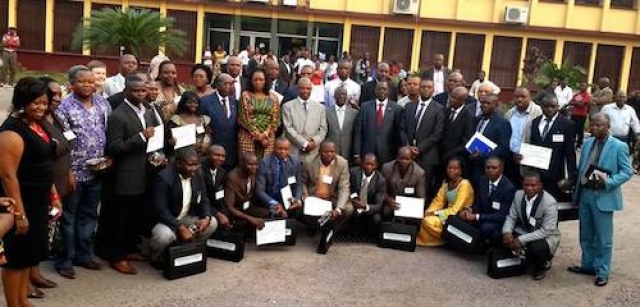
[
  {"left": 517, "top": 37, "right": 528, "bottom": 86},
  {"left": 159, "top": 1, "right": 167, "bottom": 56},
  {"left": 82, "top": 0, "right": 92, "bottom": 56},
  {"left": 378, "top": 26, "right": 385, "bottom": 63},
  {"left": 410, "top": 27, "right": 422, "bottom": 72},
  {"left": 45, "top": 0, "right": 55, "bottom": 53},
  {"left": 195, "top": 5, "right": 205, "bottom": 63},
  {"left": 342, "top": 18, "right": 352, "bottom": 54},
  {"left": 619, "top": 44, "right": 633, "bottom": 92},
  {"left": 587, "top": 43, "right": 598, "bottom": 84},
  {"left": 481, "top": 34, "right": 494, "bottom": 77}
]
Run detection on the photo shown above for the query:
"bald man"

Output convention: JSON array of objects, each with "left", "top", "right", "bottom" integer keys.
[
  {"left": 359, "top": 62, "right": 398, "bottom": 103},
  {"left": 434, "top": 72, "right": 478, "bottom": 108},
  {"left": 200, "top": 74, "right": 239, "bottom": 169},
  {"left": 440, "top": 86, "right": 476, "bottom": 171},
  {"left": 103, "top": 54, "right": 138, "bottom": 97},
  {"left": 420, "top": 54, "right": 452, "bottom": 95},
  {"left": 266, "top": 60, "right": 288, "bottom": 95}
]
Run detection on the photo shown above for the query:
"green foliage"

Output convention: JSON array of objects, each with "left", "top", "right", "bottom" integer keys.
[
  {"left": 532, "top": 60, "right": 587, "bottom": 89},
  {"left": 72, "top": 7, "right": 187, "bottom": 56}
]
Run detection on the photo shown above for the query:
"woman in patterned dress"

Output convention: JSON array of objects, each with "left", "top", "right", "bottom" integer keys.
[{"left": 237, "top": 68, "right": 280, "bottom": 160}]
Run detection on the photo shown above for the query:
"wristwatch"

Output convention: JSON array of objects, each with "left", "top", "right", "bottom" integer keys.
[{"left": 13, "top": 212, "right": 26, "bottom": 221}]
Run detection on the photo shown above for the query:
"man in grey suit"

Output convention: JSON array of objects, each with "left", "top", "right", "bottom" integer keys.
[
  {"left": 503, "top": 172, "right": 561, "bottom": 281},
  {"left": 420, "top": 54, "right": 452, "bottom": 96},
  {"left": 104, "top": 76, "right": 162, "bottom": 275},
  {"left": 283, "top": 78, "right": 328, "bottom": 166},
  {"left": 404, "top": 79, "right": 444, "bottom": 194},
  {"left": 326, "top": 86, "right": 358, "bottom": 164}
]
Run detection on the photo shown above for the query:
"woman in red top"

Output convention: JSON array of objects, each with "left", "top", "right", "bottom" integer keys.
[
  {"left": 310, "top": 62, "right": 324, "bottom": 86},
  {"left": 569, "top": 82, "right": 591, "bottom": 148}
]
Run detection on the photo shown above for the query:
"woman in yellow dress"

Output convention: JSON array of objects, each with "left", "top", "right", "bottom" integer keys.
[{"left": 417, "top": 157, "right": 474, "bottom": 247}]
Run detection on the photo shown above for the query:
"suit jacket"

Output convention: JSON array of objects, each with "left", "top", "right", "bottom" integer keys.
[
  {"left": 282, "top": 87, "right": 299, "bottom": 105},
  {"left": 224, "top": 167, "right": 256, "bottom": 211},
  {"left": 200, "top": 159, "right": 227, "bottom": 214},
  {"left": 359, "top": 80, "right": 398, "bottom": 104},
  {"left": 256, "top": 154, "right": 304, "bottom": 207},
  {"left": 106, "top": 102, "right": 161, "bottom": 195},
  {"left": 282, "top": 98, "right": 328, "bottom": 165},
  {"left": 434, "top": 91, "right": 478, "bottom": 107},
  {"left": 302, "top": 155, "right": 350, "bottom": 211},
  {"left": 526, "top": 115, "right": 577, "bottom": 185},
  {"left": 404, "top": 100, "right": 445, "bottom": 168},
  {"left": 440, "top": 104, "right": 475, "bottom": 163},
  {"left": 381, "top": 160, "right": 426, "bottom": 199},
  {"left": 349, "top": 168, "right": 386, "bottom": 215},
  {"left": 353, "top": 100, "right": 407, "bottom": 164},
  {"left": 325, "top": 105, "right": 359, "bottom": 162},
  {"left": 271, "top": 78, "right": 289, "bottom": 96},
  {"left": 107, "top": 92, "right": 126, "bottom": 110},
  {"left": 574, "top": 136, "right": 633, "bottom": 212},
  {"left": 503, "top": 190, "right": 561, "bottom": 254},
  {"left": 420, "top": 67, "right": 452, "bottom": 84},
  {"left": 473, "top": 175, "right": 516, "bottom": 224},
  {"left": 153, "top": 165, "right": 212, "bottom": 231},
  {"left": 199, "top": 93, "right": 239, "bottom": 170},
  {"left": 475, "top": 112, "right": 512, "bottom": 160},
  {"left": 279, "top": 61, "right": 294, "bottom": 85}
]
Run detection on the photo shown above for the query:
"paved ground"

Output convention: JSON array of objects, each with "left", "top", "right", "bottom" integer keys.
[{"left": 1, "top": 87, "right": 640, "bottom": 306}]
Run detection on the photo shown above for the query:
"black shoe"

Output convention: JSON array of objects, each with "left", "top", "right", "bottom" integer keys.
[
  {"left": 594, "top": 277, "right": 608, "bottom": 287},
  {"left": 532, "top": 270, "right": 546, "bottom": 281},
  {"left": 567, "top": 266, "right": 596, "bottom": 276},
  {"left": 544, "top": 261, "right": 552, "bottom": 271}
]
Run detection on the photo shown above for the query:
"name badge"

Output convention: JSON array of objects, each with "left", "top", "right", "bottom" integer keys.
[
  {"left": 529, "top": 217, "right": 537, "bottom": 227},
  {"left": 215, "top": 190, "right": 224, "bottom": 200},
  {"left": 404, "top": 187, "right": 415, "bottom": 194},
  {"left": 350, "top": 193, "right": 358, "bottom": 199},
  {"left": 242, "top": 201, "right": 250, "bottom": 210},
  {"left": 492, "top": 201, "right": 501, "bottom": 210},
  {"left": 288, "top": 176, "right": 297, "bottom": 185},
  {"left": 196, "top": 125, "right": 206, "bottom": 134},
  {"left": 322, "top": 175, "right": 333, "bottom": 184},
  {"left": 63, "top": 130, "right": 77, "bottom": 141},
  {"left": 552, "top": 134, "right": 564, "bottom": 143}
]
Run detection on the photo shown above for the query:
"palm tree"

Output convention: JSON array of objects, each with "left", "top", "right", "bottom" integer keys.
[
  {"left": 532, "top": 60, "right": 587, "bottom": 89},
  {"left": 73, "top": 7, "right": 187, "bottom": 57}
]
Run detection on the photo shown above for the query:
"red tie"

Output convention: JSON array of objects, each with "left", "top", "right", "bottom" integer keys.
[{"left": 377, "top": 102, "right": 384, "bottom": 127}]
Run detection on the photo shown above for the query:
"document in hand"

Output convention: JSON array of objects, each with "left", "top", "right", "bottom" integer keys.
[
  {"left": 256, "top": 220, "right": 287, "bottom": 246},
  {"left": 303, "top": 197, "right": 333, "bottom": 216},
  {"left": 281, "top": 185, "right": 293, "bottom": 210},
  {"left": 465, "top": 132, "right": 497, "bottom": 154},
  {"left": 394, "top": 196, "right": 425, "bottom": 219},
  {"left": 146, "top": 124, "right": 165, "bottom": 153},
  {"left": 171, "top": 124, "right": 197, "bottom": 149},
  {"left": 519, "top": 143, "right": 552, "bottom": 170}
]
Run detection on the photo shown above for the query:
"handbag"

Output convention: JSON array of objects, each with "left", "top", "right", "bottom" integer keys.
[
  {"left": 486, "top": 247, "right": 527, "bottom": 279},
  {"left": 442, "top": 215, "right": 481, "bottom": 252}
]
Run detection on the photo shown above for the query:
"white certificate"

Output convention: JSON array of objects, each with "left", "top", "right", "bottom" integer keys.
[
  {"left": 171, "top": 124, "right": 197, "bottom": 149},
  {"left": 394, "top": 196, "right": 425, "bottom": 219},
  {"left": 146, "top": 124, "right": 165, "bottom": 153},
  {"left": 303, "top": 196, "right": 333, "bottom": 216},
  {"left": 281, "top": 185, "right": 293, "bottom": 210},
  {"left": 256, "top": 219, "right": 286, "bottom": 246},
  {"left": 519, "top": 143, "right": 552, "bottom": 170}
]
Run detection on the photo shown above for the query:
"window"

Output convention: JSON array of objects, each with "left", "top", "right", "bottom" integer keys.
[
  {"left": 207, "top": 14, "right": 233, "bottom": 54},
  {"left": 453, "top": 33, "right": 485, "bottom": 83},
  {"left": 419, "top": 31, "right": 451, "bottom": 71},
  {"left": 317, "top": 23, "right": 341, "bottom": 38},
  {"left": 628, "top": 48, "right": 640, "bottom": 93},
  {"left": 562, "top": 41, "right": 592, "bottom": 82},
  {"left": 382, "top": 28, "right": 413, "bottom": 67},
  {"left": 240, "top": 17, "right": 271, "bottom": 33},
  {"left": 489, "top": 36, "right": 522, "bottom": 88},
  {"left": 575, "top": 0, "right": 601, "bottom": 5},
  {"left": 526, "top": 39, "right": 556, "bottom": 62},
  {"left": 611, "top": 0, "right": 636, "bottom": 8},
  {"left": 209, "top": 14, "right": 232, "bottom": 29},
  {"left": 167, "top": 10, "right": 197, "bottom": 63},
  {"left": 350, "top": 25, "right": 380, "bottom": 64},
  {"left": 54, "top": 0, "right": 83, "bottom": 53},
  {"left": 17, "top": 0, "right": 46, "bottom": 51},
  {"left": 0, "top": 1, "right": 7, "bottom": 36},
  {"left": 593, "top": 45, "right": 624, "bottom": 90},
  {"left": 279, "top": 19, "right": 307, "bottom": 36}
]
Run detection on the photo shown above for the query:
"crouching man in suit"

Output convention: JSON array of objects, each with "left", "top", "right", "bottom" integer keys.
[
  {"left": 349, "top": 154, "right": 386, "bottom": 237},
  {"left": 502, "top": 172, "right": 560, "bottom": 281},
  {"left": 225, "top": 152, "right": 270, "bottom": 233},
  {"left": 150, "top": 148, "right": 218, "bottom": 265}
]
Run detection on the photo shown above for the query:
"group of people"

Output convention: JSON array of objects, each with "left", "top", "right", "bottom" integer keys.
[{"left": 0, "top": 47, "right": 635, "bottom": 307}]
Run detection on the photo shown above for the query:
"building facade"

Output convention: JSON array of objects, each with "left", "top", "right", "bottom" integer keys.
[{"left": 2, "top": 0, "right": 640, "bottom": 92}]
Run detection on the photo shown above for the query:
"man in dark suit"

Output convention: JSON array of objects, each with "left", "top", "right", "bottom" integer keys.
[
  {"left": 200, "top": 144, "right": 231, "bottom": 229},
  {"left": 326, "top": 86, "right": 359, "bottom": 163},
  {"left": 381, "top": 146, "right": 427, "bottom": 221},
  {"left": 266, "top": 60, "right": 288, "bottom": 96},
  {"left": 420, "top": 54, "right": 452, "bottom": 96},
  {"left": 526, "top": 94, "right": 577, "bottom": 201},
  {"left": 225, "top": 153, "right": 269, "bottom": 233},
  {"left": 470, "top": 93, "right": 512, "bottom": 183},
  {"left": 150, "top": 148, "right": 217, "bottom": 265},
  {"left": 349, "top": 154, "right": 386, "bottom": 237},
  {"left": 459, "top": 157, "right": 516, "bottom": 246},
  {"left": 433, "top": 72, "right": 478, "bottom": 107},
  {"left": 279, "top": 55, "right": 294, "bottom": 86},
  {"left": 107, "top": 71, "right": 148, "bottom": 110},
  {"left": 255, "top": 138, "right": 304, "bottom": 219},
  {"left": 440, "top": 87, "right": 476, "bottom": 170},
  {"left": 404, "top": 78, "right": 444, "bottom": 194},
  {"left": 353, "top": 82, "right": 407, "bottom": 165},
  {"left": 200, "top": 73, "right": 239, "bottom": 170},
  {"left": 359, "top": 62, "right": 398, "bottom": 103},
  {"left": 104, "top": 76, "right": 162, "bottom": 275},
  {"left": 226, "top": 56, "right": 248, "bottom": 101}
]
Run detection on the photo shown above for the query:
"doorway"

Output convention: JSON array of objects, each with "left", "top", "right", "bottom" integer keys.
[{"left": 240, "top": 33, "right": 271, "bottom": 54}]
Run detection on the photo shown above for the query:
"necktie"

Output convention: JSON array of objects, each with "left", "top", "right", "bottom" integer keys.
[
  {"left": 377, "top": 102, "right": 384, "bottom": 127},
  {"left": 541, "top": 118, "right": 552, "bottom": 139},
  {"left": 275, "top": 159, "right": 284, "bottom": 197},
  {"left": 246, "top": 179, "right": 252, "bottom": 194},
  {"left": 415, "top": 102, "right": 425, "bottom": 120},
  {"left": 581, "top": 141, "right": 603, "bottom": 184},
  {"left": 477, "top": 119, "right": 486, "bottom": 133},
  {"left": 222, "top": 98, "right": 230, "bottom": 119},
  {"left": 449, "top": 108, "right": 456, "bottom": 122},
  {"left": 303, "top": 101, "right": 308, "bottom": 114},
  {"left": 337, "top": 107, "right": 344, "bottom": 130},
  {"left": 489, "top": 182, "right": 496, "bottom": 196},
  {"left": 359, "top": 176, "right": 370, "bottom": 204},
  {"left": 230, "top": 80, "right": 237, "bottom": 100}
]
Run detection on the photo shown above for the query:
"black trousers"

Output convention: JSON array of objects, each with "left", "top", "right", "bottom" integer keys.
[
  {"left": 350, "top": 212, "right": 382, "bottom": 236},
  {"left": 100, "top": 194, "right": 146, "bottom": 262},
  {"left": 524, "top": 239, "right": 552, "bottom": 271},
  {"left": 571, "top": 115, "right": 587, "bottom": 147}
]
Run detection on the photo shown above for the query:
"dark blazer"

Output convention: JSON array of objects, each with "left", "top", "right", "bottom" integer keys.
[
  {"left": 528, "top": 115, "right": 577, "bottom": 192},
  {"left": 255, "top": 154, "right": 304, "bottom": 206},
  {"left": 325, "top": 105, "right": 359, "bottom": 162},
  {"left": 353, "top": 100, "right": 407, "bottom": 164},
  {"left": 475, "top": 112, "right": 512, "bottom": 160},
  {"left": 440, "top": 104, "right": 476, "bottom": 163},
  {"left": 359, "top": 80, "right": 398, "bottom": 104},
  {"left": 434, "top": 91, "right": 478, "bottom": 107},
  {"left": 106, "top": 102, "right": 161, "bottom": 195},
  {"left": 404, "top": 100, "right": 445, "bottom": 169},
  {"left": 349, "top": 168, "right": 386, "bottom": 215},
  {"left": 271, "top": 78, "right": 289, "bottom": 96},
  {"left": 199, "top": 93, "right": 239, "bottom": 170},
  {"left": 200, "top": 159, "right": 227, "bottom": 214},
  {"left": 225, "top": 167, "right": 256, "bottom": 211},
  {"left": 282, "top": 87, "right": 299, "bottom": 105},
  {"left": 153, "top": 165, "right": 212, "bottom": 231},
  {"left": 279, "top": 61, "right": 294, "bottom": 85},
  {"left": 420, "top": 67, "right": 452, "bottom": 82},
  {"left": 472, "top": 175, "right": 516, "bottom": 224},
  {"left": 107, "top": 92, "right": 126, "bottom": 110}
]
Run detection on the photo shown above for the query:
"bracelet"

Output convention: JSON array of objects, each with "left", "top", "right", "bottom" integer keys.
[{"left": 13, "top": 212, "right": 26, "bottom": 221}]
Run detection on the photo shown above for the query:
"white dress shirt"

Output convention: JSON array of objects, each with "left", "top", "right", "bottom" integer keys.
[
  {"left": 232, "top": 75, "right": 242, "bottom": 101},
  {"left": 178, "top": 175, "right": 192, "bottom": 220},
  {"left": 217, "top": 92, "right": 231, "bottom": 118},
  {"left": 335, "top": 105, "right": 346, "bottom": 130},
  {"left": 104, "top": 73, "right": 125, "bottom": 97},
  {"left": 525, "top": 194, "right": 538, "bottom": 219},
  {"left": 359, "top": 173, "right": 375, "bottom": 212},
  {"left": 324, "top": 77, "right": 361, "bottom": 108},
  {"left": 450, "top": 104, "right": 464, "bottom": 121},
  {"left": 469, "top": 79, "right": 501, "bottom": 98},
  {"left": 238, "top": 50, "right": 250, "bottom": 66},
  {"left": 415, "top": 98, "right": 431, "bottom": 128},
  {"left": 433, "top": 70, "right": 445, "bottom": 95},
  {"left": 538, "top": 113, "right": 559, "bottom": 137},
  {"left": 602, "top": 103, "right": 640, "bottom": 137},
  {"left": 554, "top": 86, "right": 574, "bottom": 109}
]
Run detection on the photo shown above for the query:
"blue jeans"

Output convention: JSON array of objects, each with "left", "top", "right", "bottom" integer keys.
[{"left": 55, "top": 181, "right": 102, "bottom": 269}]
